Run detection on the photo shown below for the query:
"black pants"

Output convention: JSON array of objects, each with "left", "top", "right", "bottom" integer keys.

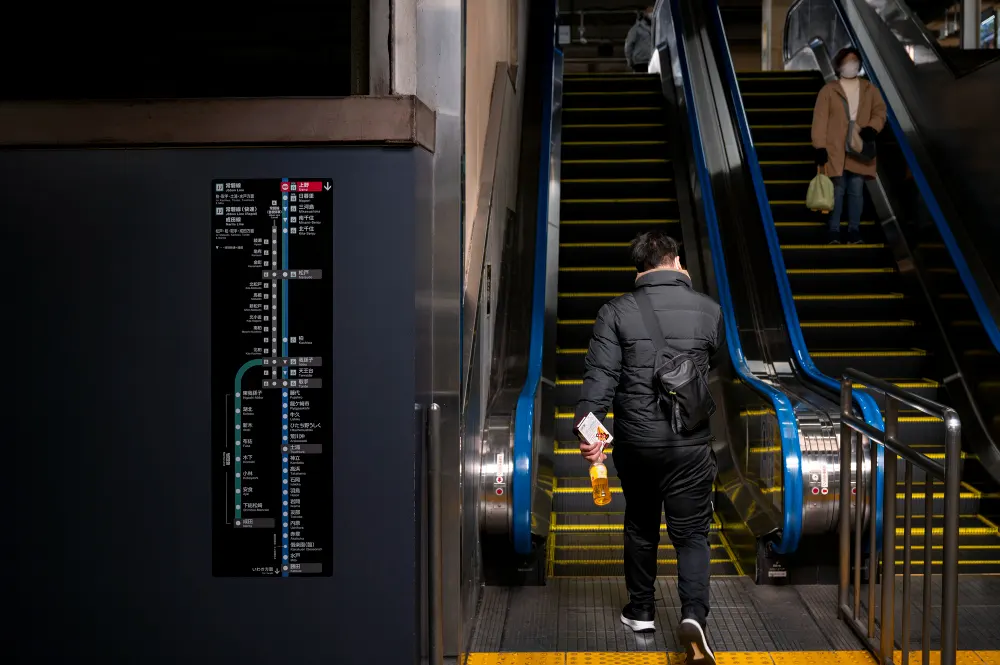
[
  {"left": 631, "top": 63, "right": 649, "bottom": 72},
  {"left": 613, "top": 442, "right": 717, "bottom": 624}
]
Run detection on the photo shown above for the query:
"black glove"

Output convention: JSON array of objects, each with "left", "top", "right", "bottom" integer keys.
[
  {"left": 814, "top": 148, "right": 829, "bottom": 166},
  {"left": 859, "top": 126, "right": 878, "bottom": 142}
]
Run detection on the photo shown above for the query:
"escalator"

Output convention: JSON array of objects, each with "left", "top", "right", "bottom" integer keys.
[
  {"left": 550, "top": 70, "right": 741, "bottom": 577},
  {"left": 735, "top": 69, "right": 1000, "bottom": 574}
]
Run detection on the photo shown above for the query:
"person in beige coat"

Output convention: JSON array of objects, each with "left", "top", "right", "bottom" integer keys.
[{"left": 811, "top": 47, "right": 887, "bottom": 244}]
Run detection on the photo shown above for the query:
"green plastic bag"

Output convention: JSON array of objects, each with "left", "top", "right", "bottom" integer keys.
[{"left": 806, "top": 167, "right": 835, "bottom": 212}]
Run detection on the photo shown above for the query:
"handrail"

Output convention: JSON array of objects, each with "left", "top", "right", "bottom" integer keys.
[
  {"left": 838, "top": 368, "right": 960, "bottom": 665},
  {"left": 669, "top": 0, "right": 804, "bottom": 553},
  {"left": 828, "top": 0, "right": 1000, "bottom": 356},
  {"left": 706, "top": 0, "right": 886, "bottom": 544},
  {"left": 511, "top": 28, "right": 559, "bottom": 555}
]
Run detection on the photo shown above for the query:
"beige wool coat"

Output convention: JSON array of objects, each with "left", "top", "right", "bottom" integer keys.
[{"left": 811, "top": 78, "right": 887, "bottom": 178}]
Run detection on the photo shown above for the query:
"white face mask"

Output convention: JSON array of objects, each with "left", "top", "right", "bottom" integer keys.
[{"left": 840, "top": 61, "right": 860, "bottom": 79}]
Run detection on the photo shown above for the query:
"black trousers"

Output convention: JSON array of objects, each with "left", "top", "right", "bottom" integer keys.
[
  {"left": 613, "top": 442, "right": 717, "bottom": 624},
  {"left": 631, "top": 63, "right": 649, "bottom": 72}
]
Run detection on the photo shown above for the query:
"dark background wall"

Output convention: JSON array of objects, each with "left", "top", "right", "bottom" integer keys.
[
  {"left": 2, "top": 147, "right": 427, "bottom": 664},
  {"left": 1, "top": 2, "right": 353, "bottom": 99}
]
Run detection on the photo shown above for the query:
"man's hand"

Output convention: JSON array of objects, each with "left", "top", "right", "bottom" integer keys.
[{"left": 579, "top": 438, "right": 607, "bottom": 463}]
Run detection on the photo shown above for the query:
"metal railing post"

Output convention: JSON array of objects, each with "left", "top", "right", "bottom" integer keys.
[
  {"left": 941, "top": 409, "right": 962, "bottom": 665},
  {"left": 879, "top": 399, "right": 898, "bottom": 662},
  {"left": 838, "top": 377, "right": 853, "bottom": 617},
  {"left": 835, "top": 369, "right": 961, "bottom": 665}
]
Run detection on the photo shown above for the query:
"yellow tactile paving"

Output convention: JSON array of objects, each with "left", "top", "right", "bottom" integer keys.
[
  {"left": 714, "top": 654, "right": 778, "bottom": 665},
  {"left": 467, "top": 654, "right": 568, "bottom": 665},
  {"left": 772, "top": 653, "right": 873, "bottom": 665},
  {"left": 465, "top": 653, "right": 1000, "bottom": 665},
  {"left": 567, "top": 653, "right": 671, "bottom": 664}
]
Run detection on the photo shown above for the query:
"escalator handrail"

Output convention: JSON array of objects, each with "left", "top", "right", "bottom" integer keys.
[
  {"left": 669, "top": 0, "right": 804, "bottom": 552},
  {"left": 829, "top": 0, "right": 1000, "bottom": 357},
  {"left": 511, "top": 31, "right": 559, "bottom": 555},
  {"left": 705, "top": 0, "right": 886, "bottom": 542}
]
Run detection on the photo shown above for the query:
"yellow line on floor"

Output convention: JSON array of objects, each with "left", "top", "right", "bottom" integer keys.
[{"left": 464, "top": 652, "right": 1000, "bottom": 664}]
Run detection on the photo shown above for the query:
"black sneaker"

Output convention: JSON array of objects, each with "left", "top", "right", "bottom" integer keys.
[
  {"left": 828, "top": 238, "right": 841, "bottom": 245},
  {"left": 620, "top": 603, "right": 655, "bottom": 633},
  {"left": 678, "top": 618, "right": 715, "bottom": 664},
  {"left": 848, "top": 237, "right": 863, "bottom": 245}
]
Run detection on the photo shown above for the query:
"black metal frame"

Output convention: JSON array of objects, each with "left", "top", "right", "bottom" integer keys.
[{"left": 838, "top": 368, "right": 961, "bottom": 665}]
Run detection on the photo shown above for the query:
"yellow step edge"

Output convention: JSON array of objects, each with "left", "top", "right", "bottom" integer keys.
[
  {"left": 561, "top": 199, "right": 675, "bottom": 205},
  {"left": 555, "top": 408, "right": 603, "bottom": 416},
  {"left": 563, "top": 158, "right": 669, "bottom": 164},
  {"left": 561, "top": 219, "right": 678, "bottom": 225},
  {"left": 552, "top": 558, "right": 734, "bottom": 566},
  {"left": 810, "top": 349, "right": 926, "bottom": 358},
  {"left": 564, "top": 90, "right": 660, "bottom": 95},
  {"left": 563, "top": 140, "right": 667, "bottom": 146},
  {"left": 563, "top": 123, "right": 666, "bottom": 128},
  {"left": 558, "top": 266, "right": 635, "bottom": 272},
  {"left": 551, "top": 522, "right": 718, "bottom": 532},
  {"left": 737, "top": 74, "right": 818, "bottom": 79},
  {"left": 561, "top": 177, "right": 672, "bottom": 183},
  {"left": 799, "top": 320, "right": 915, "bottom": 328},
  {"left": 556, "top": 379, "right": 585, "bottom": 386},
  {"left": 780, "top": 242, "right": 885, "bottom": 249},
  {"left": 776, "top": 221, "right": 877, "bottom": 226},
  {"left": 564, "top": 106, "right": 661, "bottom": 112},
  {"left": 558, "top": 319, "right": 597, "bottom": 325},
  {"left": 793, "top": 293, "right": 904, "bottom": 301},
  {"left": 786, "top": 267, "right": 895, "bottom": 274},
  {"left": 853, "top": 380, "right": 939, "bottom": 389},
  {"left": 560, "top": 241, "right": 631, "bottom": 247}
]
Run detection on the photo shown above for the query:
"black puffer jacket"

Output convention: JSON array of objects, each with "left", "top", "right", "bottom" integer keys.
[{"left": 574, "top": 270, "right": 726, "bottom": 447}]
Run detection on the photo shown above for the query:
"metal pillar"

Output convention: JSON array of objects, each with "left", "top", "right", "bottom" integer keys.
[{"left": 962, "top": 0, "right": 982, "bottom": 49}]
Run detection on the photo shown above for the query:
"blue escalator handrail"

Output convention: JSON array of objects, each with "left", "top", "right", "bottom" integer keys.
[
  {"left": 829, "top": 0, "right": 1000, "bottom": 356},
  {"left": 670, "top": 0, "right": 804, "bottom": 553},
  {"left": 512, "top": 29, "right": 560, "bottom": 556},
  {"left": 706, "top": 0, "right": 885, "bottom": 544}
]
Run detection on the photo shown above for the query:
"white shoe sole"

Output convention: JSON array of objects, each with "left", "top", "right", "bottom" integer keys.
[
  {"left": 620, "top": 613, "right": 655, "bottom": 633},
  {"left": 678, "top": 618, "right": 715, "bottom": 664}
]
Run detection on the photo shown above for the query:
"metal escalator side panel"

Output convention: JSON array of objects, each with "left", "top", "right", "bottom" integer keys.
[
  {"left": 703, "top": 0, "right": 886, "bottom": 548},
  {"left": 666, "top": 0, "right": 805, "bottom": 553}
]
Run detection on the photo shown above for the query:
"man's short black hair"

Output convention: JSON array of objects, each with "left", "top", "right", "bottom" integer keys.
[
  {"left": 833, "top": 47, "right": 862, "bottom": 70},
  {"left": 631, "top": 229, "right": 679, "bottom": 272}
]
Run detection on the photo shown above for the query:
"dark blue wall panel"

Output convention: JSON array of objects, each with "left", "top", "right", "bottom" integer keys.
[{"left": 0, "top": 147, "right": 428, "bottom": 664}]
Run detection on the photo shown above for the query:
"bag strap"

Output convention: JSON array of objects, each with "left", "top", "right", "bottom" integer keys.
[
  {"left": 634, "top": 288, "right": 674, "bottom": 358},
  {"left": 839, "top": 94, "right": 851, "bottom": 119}
]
